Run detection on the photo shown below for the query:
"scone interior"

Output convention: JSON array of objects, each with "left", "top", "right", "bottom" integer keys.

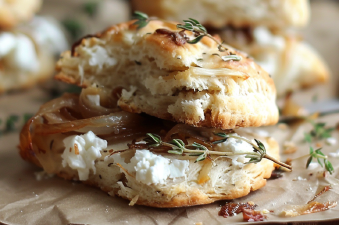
[
  {"left": 56, "top": 20, "right": 278, "bottom": 130},
  {"left": 19, "top": 91, "right": 279, "bottom": 207}
]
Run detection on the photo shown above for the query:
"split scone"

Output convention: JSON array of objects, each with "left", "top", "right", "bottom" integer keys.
[
  {"left": 0, "top": 16, "right": 68, "bottom": 93},
  {"left": 0, "top": 0, "right": 41, "bottom": 29},
  {"left": 56, "top": 20, "right": 279, "bottom": 130},
  {"left": 19, "top": 87, "right": 280, "bottom": 207},
  {"left": 215, "top": 27, "right": 330, "bottom": 96},
  {"left": 131, "top": 0, "right": 310, "bottom": 29}
]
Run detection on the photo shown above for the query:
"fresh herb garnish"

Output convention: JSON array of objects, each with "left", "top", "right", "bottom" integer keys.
[
  {"left": 305, "top": 120, "right": 334, "bottom": 142},
  {"left": 132, "top": 11, "right": 150, "bottom": 29},
  {"left": 61, "top": 19, "right": 84, "bottom": 40},
  {"left": 306, "top": 146, "right": 334, "bottom": 174},
  {"left": 176, "top": 18, "right": 227, "bottom": 52},
  {"left": 5, "top": 115, "right": 19, "bottom": 132},
  {"left": 0, "top": 114, "right": 32, "bottom": 136},
  {"left": 82, "top": 2, "right": 99, "bottom": 17},
  {"left": 144, "top": 133, "right": 292, "bottom": 170}
]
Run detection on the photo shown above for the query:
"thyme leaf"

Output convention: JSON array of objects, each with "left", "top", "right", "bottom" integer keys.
[
  {"left": 133, "top": 11, "right": 150, "bottom": 29},
  {"left": 82, "top": 2, "right": 99, "bottom": 17},
  {"left": 176, "top": 18, "right": 228, "bottom": 52},
  {"left": 61, "top": 19, "right": 84, "bottom": 40},
  {"left": 305, "top": 120, "right": 334, "bottom": 142},
  {"left": 0, "top": 113, "right": 32, "bottom": 136},
  {"left": 306, "top": 146, "right": 334, "bottom": 174}
]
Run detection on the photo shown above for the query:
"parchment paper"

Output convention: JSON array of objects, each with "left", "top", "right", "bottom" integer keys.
[{"left": 1, "top": 0, "right": 339, "bottom": 224}]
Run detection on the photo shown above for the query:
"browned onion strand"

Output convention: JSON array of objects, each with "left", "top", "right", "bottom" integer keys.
[
  {"left": 38, "top": 93, "right": 80, "bottom": 115},
  {"left": 79, "top": 86, "right": 120, "bottom": 118},
  {"left": 34, "top": 111, "right": 151, "bottom": 135}
]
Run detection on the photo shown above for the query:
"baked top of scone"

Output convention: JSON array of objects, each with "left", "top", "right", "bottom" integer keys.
[
  {"left": 215, "top": 26, "right": 330, "bottom": 96},
  {"left": 0, "top": 0, "right": 41, "bottom": 29},
  {"left": 56, "top": 19, "right": 279, "bottom": 130},
  {"left": 131, "top": 0, "right": 310, "bottom": 29}
]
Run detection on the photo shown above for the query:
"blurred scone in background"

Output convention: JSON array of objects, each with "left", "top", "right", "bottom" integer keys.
[{"left": 131, "top": 0, "right": 332, "bottom": 97}]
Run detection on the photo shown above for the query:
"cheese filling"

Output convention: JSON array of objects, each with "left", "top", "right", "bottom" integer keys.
[
  {"left": 214, "top": 133, "right": 253, "bottom": 167},
  {"left": 61, "top": 131, "right": 107, "bottom": 180},
  {"left": 110, "top": 150, "right": 189, "bottom": 185}
]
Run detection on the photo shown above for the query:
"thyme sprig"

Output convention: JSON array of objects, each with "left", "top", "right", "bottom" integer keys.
[
  {"left": 304, "top": 120, "right": 334, "bottom": 142},
  {"left": 0, "top": 113, "right": 32, "bottom": 136},
  {"left": 144, "top": 133, "right": 291, "bottom": 170},
  {"left": 132, "top": 11, "right": 150, "bottom": 29},
  {"left": 302, "top": 123, "right": 335, "bottom": 174},
  {"left": 176, "top": 18, "right": 227, "bottom": 52},
  {"left": 306, "top": 147, "right": 334, "bottom": 174},
  {"left": 132, "top": 12, "right": 231, "bottom": 54}
]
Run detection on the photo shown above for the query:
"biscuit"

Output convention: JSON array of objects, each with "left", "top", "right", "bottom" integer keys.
[
  {"left": 215, "top": 26, "right": 330, "bottom": 96},
  {"left": 0, "top": 17, "right": 68, "bottom": 93},
  {"left": 0, "top": 0, "right": 41, "bottom": 29},
  {"left": 19, "top": 92, "right": 279, "bottom": 207},
  {"left": 131, "top": 0, "right": 310, "bottom": 29},
  {"left": 56, "top": 20, "right": 279, "bottom": 130}
]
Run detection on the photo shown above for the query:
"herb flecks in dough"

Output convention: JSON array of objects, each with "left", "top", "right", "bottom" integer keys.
[
  {"left": 144, "top": 133, "right": 292, "bottom": 170},
  {"left": 176, "top": 18, "right": 228, "bottom": 52}
]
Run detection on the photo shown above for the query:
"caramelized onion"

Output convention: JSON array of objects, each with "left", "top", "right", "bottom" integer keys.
[
  {"left": 79, "top": 86, "right": 120, "bottom": 118},
  {"left": 34, "top": 111, "right": 147, "bottom": 135}
]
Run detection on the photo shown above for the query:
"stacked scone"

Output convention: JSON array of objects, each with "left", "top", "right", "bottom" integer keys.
[
  {"left": 132, "top": 0, "right": 330, "bottom": 96},
  {"left": 19, "top": 19, "right": 287, "bottom": 207},
  {"left": 0, "top": 0, "right": 68, "bottom": 93}
]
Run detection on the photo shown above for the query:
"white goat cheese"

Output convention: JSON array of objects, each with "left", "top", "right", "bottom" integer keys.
[
  {"left": 111, "top": 150, "right": 189, "bottom": 185},
  {"left": 62, "top": 131, "right": 107, "bottom": 180},
  {"left": 214, "top": 133, "right": 253, "bottom": 167},
  {"left": 87, "top": 94, "right": 100, "bottom": 106}
]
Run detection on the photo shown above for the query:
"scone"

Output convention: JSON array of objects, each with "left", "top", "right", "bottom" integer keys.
[
  {"left": 131, "top": 0, "right": 310, "bottom": 29},
  {"left": 0, "top": 16, "right": 68, "bottom": 93},
  {"left": 56, "top": 19, "right": 279, "bottom": 130},
  {"left": 0, "top": 0, "right": 41, "bottom": 29},
  {"left": 215, "top": 26, "right": 330, "bottom": 96},
  {"left": 19, "top": 88, "right": 280, "bottom": 207}
]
